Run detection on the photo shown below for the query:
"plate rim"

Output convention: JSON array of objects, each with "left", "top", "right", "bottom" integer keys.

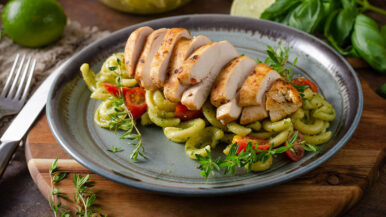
[{"left": 46, "top": 14, "right": 363, "bottom": 196}]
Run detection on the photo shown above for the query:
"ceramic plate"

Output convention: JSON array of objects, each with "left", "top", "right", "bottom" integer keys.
[{"left": 46, "top": 14, "right": 363, "bottom": 196}]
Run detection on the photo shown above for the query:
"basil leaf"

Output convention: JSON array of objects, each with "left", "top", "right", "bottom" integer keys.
[
  {"left": 288, "top": 0, "right": 324, "bottom": 34},
  {"left": 381, "top": 25, "right": 386, "bottom": 41},
  {"left": 352, "top": 14, "right": 386, "bottom": 73},
  {"left": 316, "top": 0, "right": 340, "bottom": 32},
  {"left": 341, "top": 0, "right": 356, "bottom": 9},
  {"left": 261, "top": 0, "right": 302, "bottom": 20},
  {"left": 376, "top": 84, "right": 386, "bottom": 99}
]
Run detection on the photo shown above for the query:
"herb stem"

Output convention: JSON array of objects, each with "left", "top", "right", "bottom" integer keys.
[{"left": 356, "top": 0, "right": 386, "bottom": 16}]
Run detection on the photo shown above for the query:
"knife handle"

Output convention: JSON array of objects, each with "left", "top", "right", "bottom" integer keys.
[{"left": 0, "top": 140, "right": 19, "bottom": 178}]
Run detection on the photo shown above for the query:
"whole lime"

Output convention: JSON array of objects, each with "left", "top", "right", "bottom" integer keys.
[{"left": 2, "top": 0, "right": 67, "bottom": 47}]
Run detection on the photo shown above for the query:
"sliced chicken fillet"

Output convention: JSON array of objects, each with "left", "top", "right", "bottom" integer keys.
[
  {"left": 181, "top": 41, "right": 239, "bottom": 110},
  {"left": 150, "top": 28, "right": 191, "bottom": 88},
  {"left": 124, "top": 26, "right": 154, "bottom": 78},
  {"left": 266, "top": 79, "right": 302, "bottom": 122},
  {"left": 135, "top": 28, "right": 168, "bottom": 90},
  {"left": 216, "top": 93, "right": 242, "bottom": 125},
  {"left": 240, "top": 104, "right": 268, "bottom": 125},
  {"left": 164, "top": 35, "right": 212, "bottom": 102},
  {"left": 239, "top": 63, "right": 281, "bottom": 106},
  {"left": 177, "top": 42, "right": 220, "bottom": 85},
  {"left": 211, "top": 56, "right": 256, "bottom": 107}
]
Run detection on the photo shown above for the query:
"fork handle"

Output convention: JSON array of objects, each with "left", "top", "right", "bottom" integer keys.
[{"left": 0, "top": 140, "right": 19, "bottom": 178}]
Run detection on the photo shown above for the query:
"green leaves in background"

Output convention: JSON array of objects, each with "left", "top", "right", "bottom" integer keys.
[
  {"left": 352, "top": 14, "right": 386, "bottom": 74},
  {"left": 288, "top": 0, "right": 323, "bottom": 34},
  {"left": 376, "top": 84, "right": 386, "bottom": 98},
  {"left": 324, "top": 1, "right": 358, "bottom": 56},
  {"left": 261, "top": 0, "right": 386, "bottom": 75},
  {"left": 261, "top": 0, "right": 302, "bottom": 21}
]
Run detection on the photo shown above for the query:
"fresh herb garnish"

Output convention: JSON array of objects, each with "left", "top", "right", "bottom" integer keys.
[
  {"left": 107, "top": 146, "right": 123, "bottom": 153},
  {"left": 263, "top": 42, "right": 298, "bottom": 83},
  {"left": 196, "top": 131, "right": 319, "bottom": 181},
  {"left": 49, "top": 158, "right": 70, "bottom": 217},
  {"left": 73, "top": 174, "right": 98, "bottom": 217},
  {"left": 109, "top": 93, "right": 146, "bottom": 161}
]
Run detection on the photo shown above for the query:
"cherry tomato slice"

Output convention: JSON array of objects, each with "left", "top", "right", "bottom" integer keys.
[
  {"left": 175, "top": 103, "right": 202, "bottom": 121},
  {"left": 285, "top": 131, "right": 305, "bottom": 162},
  {"left": 232, "top": 135, "right": 271, "bottom": 154},
  {"left": 293, "top": 77, "right": 318, "bottom": 93},
  {"left": 124, "top": 87, "right": 147, "bottom": 119},
  {"left": 102, "top": 83, "right": 129, "bottom": 97}
]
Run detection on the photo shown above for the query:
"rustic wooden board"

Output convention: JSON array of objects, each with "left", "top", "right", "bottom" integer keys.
[{"left": 26, "top": 77, "right": 385, "bottom": 217}]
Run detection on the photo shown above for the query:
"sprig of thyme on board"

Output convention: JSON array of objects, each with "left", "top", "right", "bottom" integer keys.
[{"left": 49, "top": 158, "right": 70, "bottom": 217}]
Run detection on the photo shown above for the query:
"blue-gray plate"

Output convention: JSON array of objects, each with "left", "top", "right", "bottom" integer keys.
[{"left": 46, "top": 14, "right": 363, "bottom": 196}]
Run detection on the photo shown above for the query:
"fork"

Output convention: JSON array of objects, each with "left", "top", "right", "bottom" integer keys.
[{"left": 0, "top": 54, "right": 36, "bottom": 119}]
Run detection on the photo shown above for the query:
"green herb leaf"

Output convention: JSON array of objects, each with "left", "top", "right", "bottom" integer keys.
[
  {"left": 352, "top": 14, "right": 386, "bottom": 73},
  {"left": 108, "top": 66, "right": 117, "bottom": 71},
  {"left": 107, "top": 146, "right": 123, "bottom": 153},
  {"left": 260, "top": 0, "right": 302, "bottom": 20},
  {"left": 288, "top": 0, "right": 324, "bottom": 34}
]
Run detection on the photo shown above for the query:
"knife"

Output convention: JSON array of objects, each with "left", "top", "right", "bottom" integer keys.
[{"left": 0, "top": 63, "right": 65, "bottom": 177}]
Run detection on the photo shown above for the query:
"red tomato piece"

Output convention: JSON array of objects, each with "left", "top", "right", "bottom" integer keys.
[
  {"left": 124, "top": 87, "right": 147, "bottom": 119},
  {"left": 285, "top": 131, "right": 305, "bottom": 162},
  {"left": 175, "top": 103, "right": 202, "bottom": 121},
  {"left": 232, "top": 135, "right": 271, "bottom": 154},
  {"left": 293, "top": 77, "right": 318, "bottom": 93},
  {"left": 102, "top": 83, "right": 129, "bottom": 97}
]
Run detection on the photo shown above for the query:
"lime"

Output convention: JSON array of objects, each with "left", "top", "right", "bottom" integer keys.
[
  {"left": 99, "top": 0, "right": 191, "bottom": 15},
  {"left": 230, "top": 0, "right": 275, "bottom": 19},
  {"left": 2, "top": 0, "right": 67, "bottom": 47}
]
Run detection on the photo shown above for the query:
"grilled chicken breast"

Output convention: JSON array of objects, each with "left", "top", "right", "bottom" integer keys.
[
  {"left": 181, "top": 41, "right": 238, "bottom": 110},
  {"left": 124, "top": 26, "right": 154, "bottom": 78},
  {"left": 266, "top": 79, "right": 302, "bottom": 122},
  {"left": 239, "top": 63, "right": 281, "bottom": 106},
  {"left": 135, "top": 28, "right": 168, "bottom": 90},
  {"left": 164, "top": 35, "right": 212, "bottom": 102},
  {"left": 210, "top": 56, "right": 256, "bottom": 107},
  {"left": 150, "top": 28, "right": 191, "bottom": 88},
  {"left": 216, "top": 92, "right": 242, "bottom": 124},
  {"left": 240, "top": 104, "right": 268, "bottom": 125},
  {"left": 177, "top": 42, "right": 220, "bottom": 85}
]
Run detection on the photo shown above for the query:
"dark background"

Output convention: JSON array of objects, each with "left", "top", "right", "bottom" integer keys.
[{"left": 0, "top": 0, "right": 385, "bottom": 216}]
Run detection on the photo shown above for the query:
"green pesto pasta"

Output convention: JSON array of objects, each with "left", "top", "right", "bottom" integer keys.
[
  {"left": 152, "top": 90, "right": 177, "bottom": 112},
  {"left": 185, "top": 127, "right": 224, "bottom": 160},
  {"left": 202, "top": 101, "right": 227, "bottom": 131},
  {"left": 94, "top": 99, "right": 128, "bottom": 130},
  {"left": 140, "top": 112, "right": 152, "bottom": 126},
  {"left": 263, "top": 118, "right": 291, "bottom": 133},
  {"left": 247, "top": 121, "right": 262, "bottom": 131},
  {"left": 80, "top": 63, "right": 97, "bottom": 92},
  {"left": 164, "top": 118, "right": 206, "bottom": 143},
  {"left": 248, "top": 131, "right": 275, "bottom": 140},
  {"left": 268, "top": 124, "right": 293, "bottom": 147},
  {"left": 293, "top": 119, "right": 325, "bottom": 135},
  {"left": 246, "top": 156, "right": 273, "bottom": 172},
  {"left": 303, "top": 131, "right": 332, "bottom": 145},
  {"left": 148, "top": 108, "right": 180, "bottom": 127},
  {"left": 227, "top": 122, "right": 251, "bottom": 136}
]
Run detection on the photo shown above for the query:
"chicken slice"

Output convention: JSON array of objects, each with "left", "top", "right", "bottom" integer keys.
[
  {"left": 124, "top": 26, "right": 154, "bottom": 78},
  {"left": 210, "top": 56, "right": 256, "bottom": 107},
  {"left": 266, "top": 79, "right": 303, "bottom": 122},
  {"left": 216, "top": 92, "right": 242, "bottom": 125},
  {"left": 150, "top": 28, "right": 191, "bottom": 88},
  {"left": 164, "top": 35, "right": 212, "bottom": 102},
  {"left": 239, "top": 63, "right": 281, "bottom": 106},
  {"left": 181, "top": 41, "right": 239, "bottom": 110},
  {"left": 177, "top": 42, "right": 220, "bottom": 85},
  {"left": 135, "top": 28, "right": 168, "bottom": 90},
  {"left": 240, "top": 104, "right": 268, "bottom": 125}
]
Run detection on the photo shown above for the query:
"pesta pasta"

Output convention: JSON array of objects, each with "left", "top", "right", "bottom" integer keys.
[
  {"left": 227, "top": 122, "right": 252, "bottom": 136},
  {"left": 185, "top": 127, "right": 224, "bottom": 160},
  {"left": 263, "top": 118, "right": 291, "bottom": 133},
  {"left": 202, "top": 102, "right": 228, "bottom": 131},
  {"left": 164, "top": 118, "right": 206, "bottom": 143}
]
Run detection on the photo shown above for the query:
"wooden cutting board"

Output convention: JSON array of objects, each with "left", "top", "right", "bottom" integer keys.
[{"left": 25, "top": 77, "right": 385, "bottom": 217}]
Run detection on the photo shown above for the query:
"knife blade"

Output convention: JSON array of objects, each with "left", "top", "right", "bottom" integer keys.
[{"left": 0, "top": 62, "right": 65, "bottom": 177}]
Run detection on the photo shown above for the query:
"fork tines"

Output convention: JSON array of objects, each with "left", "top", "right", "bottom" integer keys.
[{"left": 1, "top": 54, "right": 36, "bottom": 101}]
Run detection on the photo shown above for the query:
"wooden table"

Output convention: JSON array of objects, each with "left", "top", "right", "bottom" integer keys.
[{"left": 0, "top": 0, "right": 385, "bottom": 216}]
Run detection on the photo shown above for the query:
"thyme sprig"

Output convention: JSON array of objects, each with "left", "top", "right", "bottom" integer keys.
[
  {"left": 107, "top": 146, "right": 123, "bottom": 153},
  {"left": 73, "top": 174, "right": 98, "bottom": 217},
  {"left": 109, "top": 93, "right": 146, "bottom": 161},
  {"left": 196, "top": 131, "right": 320, "bottom": 181},
  {"left": 49, "top": 158, "right": 70, "bottom": 217}
]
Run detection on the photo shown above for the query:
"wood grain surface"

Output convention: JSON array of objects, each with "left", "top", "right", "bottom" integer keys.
[{"left": 25, "top": 74, "right": 386, "bottom": 217}]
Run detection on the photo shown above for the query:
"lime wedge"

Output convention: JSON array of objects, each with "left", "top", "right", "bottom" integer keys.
[{"left": 230, "top": 0, "right": 275, "bottom": 18}]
